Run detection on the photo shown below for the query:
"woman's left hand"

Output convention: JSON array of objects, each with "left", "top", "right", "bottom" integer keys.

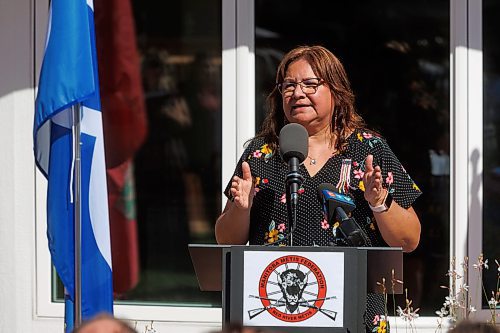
[
  {"left": 362, "top": 154, "right": 421, "bottom": 252},
  {"left": 363, "top": 154, "right": 386, "bottom": 206}
]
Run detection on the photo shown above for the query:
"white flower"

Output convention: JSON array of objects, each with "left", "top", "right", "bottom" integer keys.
[
  {"left": 447, "top": 269, "right": 462, "bottom": 279},
  {"left": 444, "top": 296, "right": 458, "bottom": 307},
  {"left": 473, "top": 257, "right": 489, "bottom": 270},
  {"left": 435, "top": 307, "right": 449, "bottom": 317},
  {"left": 488, "top": 298, "right": 498, "bottom": 307},
  {"left": 397, "top": 306, "right": 420, "bottom": 321}
]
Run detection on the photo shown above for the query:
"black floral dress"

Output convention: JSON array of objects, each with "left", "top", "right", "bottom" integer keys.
[{"left": 224, "top": 128, "right": 421, "bottom": 332}]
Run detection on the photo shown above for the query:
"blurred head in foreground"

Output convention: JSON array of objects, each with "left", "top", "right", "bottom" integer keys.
[
  {"left": 210, "top": 323, "right": 282, "bottom": 333},
  {"left": 448, "top": 320, "right": 500, "bottom": 333},
  {"left": 72, "top": 314, "right": 136, "bottom": 333}
]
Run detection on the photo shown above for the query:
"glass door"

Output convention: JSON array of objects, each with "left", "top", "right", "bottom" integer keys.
[
  {"left": 51, "top": 0, "right": 223, "bottom": 308},
  {"left": 255, "top": 0, "right": 450, "bottom": 316}
]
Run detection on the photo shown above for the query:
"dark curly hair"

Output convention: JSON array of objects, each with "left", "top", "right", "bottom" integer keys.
[{"left": 256, "top": 45, "right": 365, "bottom": 153}]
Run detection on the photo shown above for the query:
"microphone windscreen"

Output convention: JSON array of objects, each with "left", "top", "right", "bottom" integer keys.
[
  {"left": 279, "top": 123, "right": 308, "bottom": 163},
  {"left": 318, "top": 183, "right": 356, "bottom": 212}
]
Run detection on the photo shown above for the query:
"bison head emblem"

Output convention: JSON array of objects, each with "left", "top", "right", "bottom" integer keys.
[{"left": 277, "top": 269, "right": 308, "bottom": 313}]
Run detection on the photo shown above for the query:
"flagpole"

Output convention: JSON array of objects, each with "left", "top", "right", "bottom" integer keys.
[{"left": 72, "top": 103, "right": 83, "bottom": 327}]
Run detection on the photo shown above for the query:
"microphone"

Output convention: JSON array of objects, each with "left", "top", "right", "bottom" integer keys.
[
  {"left": 279, "top": 123, "right": 308, "bottom": 206},
  {"left": 273, "top": 123, "right": 308, "bottom": 246},
  {"left": 318, "top": 183, "right": 371, "bottom": 247}
]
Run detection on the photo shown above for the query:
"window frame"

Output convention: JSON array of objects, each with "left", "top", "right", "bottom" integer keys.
[
  {"left": 451, "top": 0, "right": 491, "bottom": 321},
  {"left": 464, "top": 0, "right": 494, "bottom": 321}
]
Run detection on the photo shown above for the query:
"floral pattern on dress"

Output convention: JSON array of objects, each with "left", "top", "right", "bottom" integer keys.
[
  {"left": 226, "top": 129, "right": 421, "bottom": 248},
  {"left": 357, "top": 131, "right": 382, "bottom": 148},
  {"left": 352, "top": 155, "right": 397, "bottom": 195},
  {"left": 254, "top": 176, "right": 269, "bottom": 193},
  {"left": 385, "top": 171, "right": 395, "bottom": 194},
  {"left": 352, "top": 157, "right": 370, "bottom": 192},
  {"left": 367, "top": 216, "right": 377, "bottom": 231},
  {"left": 372, "top": 315, "right": 387, "bottom": 333},
  {"left": 264, "top": 220, "right": 285, "bottom": 243},
  {"left": 332, "top": 221, "right": 340, "bottom": 237},
  {"left": 248, "top": 143, "right": 274, "bottom": 162},
  {"left": 354, "top": 168, "right": 365, "bottom": 179},
  {"left": 401, "top": 164, "right": 421, "bottom": 192},
  {"left": 224, "top": 129, "right": 422, "bottom": 333},
  {"left": 358, "top": 180, "right": 366, "bottom": 192},
  {"left": 321, "top": 218, "right": 330, "bottom": 230}
]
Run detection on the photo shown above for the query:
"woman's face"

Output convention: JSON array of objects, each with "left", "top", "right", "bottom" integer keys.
[{"left": 281, "top": 58, "right": 335, "bottom": 133}]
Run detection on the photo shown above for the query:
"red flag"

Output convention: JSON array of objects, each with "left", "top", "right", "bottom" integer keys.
[
  {"left": 106, "top": 162, "right": 141, "bottom": 294},
  {"left": 94, "top": 0, "right": 147, "bottom": 294}
]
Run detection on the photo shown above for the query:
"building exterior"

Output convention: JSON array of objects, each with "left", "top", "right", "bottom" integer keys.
[{"left": 0, "top": 0, "right": 498, "bottom": 332}]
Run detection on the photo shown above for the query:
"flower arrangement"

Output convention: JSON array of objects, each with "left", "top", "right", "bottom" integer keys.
[
  {"left": 370, "top": 255, "right": 499, "bottom": 333},
  {"left": 435, "top": 255, "right": 499, "bottom": 331},
  {"left": 373, "top": 270, "right": 420, "bottom": 332}
]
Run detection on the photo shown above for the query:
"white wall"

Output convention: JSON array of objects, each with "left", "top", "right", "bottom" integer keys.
[{"left": 0, "top": 0, "right": 64, "bottom": 331}]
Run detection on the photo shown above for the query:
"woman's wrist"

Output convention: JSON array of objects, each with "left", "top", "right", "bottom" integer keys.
[
  {"left": 367, "top": 188, "right": 387, "bottom": 207},
  {"left": 368, "top": 189, "right": 393, "bottom": 213},
  {"left": 232, "top": 200, "right": 252, "bottom": 213}
]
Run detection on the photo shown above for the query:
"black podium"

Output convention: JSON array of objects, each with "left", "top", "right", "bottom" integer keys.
[{"left": 189, "top": 245, "right": 402, "bottom": 333}]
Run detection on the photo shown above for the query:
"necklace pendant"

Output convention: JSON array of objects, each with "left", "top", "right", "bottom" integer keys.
[{"left": 310, "top": 158, "right": 316, "bottom": 165}]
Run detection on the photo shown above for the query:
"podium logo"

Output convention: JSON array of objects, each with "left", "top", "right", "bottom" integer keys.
[{"left": 248, "top": 255, "right": 337, "bottom": 322}]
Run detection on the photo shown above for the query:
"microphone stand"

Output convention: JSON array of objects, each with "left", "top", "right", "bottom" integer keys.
[
  {"left": 285, "top": 168, "right": 304, "bottom": 246},
  {"left": 264, "top": 167, "right": 303, "bottom": 247}
]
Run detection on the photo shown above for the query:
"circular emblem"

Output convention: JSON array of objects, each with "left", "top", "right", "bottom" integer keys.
[{"left": 258, "top": 255, "right": 327, "bottom": 322}]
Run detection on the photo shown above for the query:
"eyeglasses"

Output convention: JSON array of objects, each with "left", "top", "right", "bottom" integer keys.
[{"left": 276, "top": 78, "right": 323, "bottom": 96}]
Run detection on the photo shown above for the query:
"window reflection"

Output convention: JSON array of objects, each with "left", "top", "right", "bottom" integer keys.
[
  {"left": 56, "top": 0, "right": 224, "bottom": 306},
  {"left": 482, "top": 0, "right": 500, "bottom": 310},
  {"left": 255, "top": 0, "right": 450, "bottom": 315},
  {"left": 130, "top": 1, "right": 222, "bottom": 305}
]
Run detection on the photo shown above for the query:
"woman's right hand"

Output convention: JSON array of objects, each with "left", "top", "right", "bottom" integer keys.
[
  {"left": 230, "top": 161, "right": 255, "bottom": 210},
  {"left": 216, "top": 161, "right": 254, "bottom": 244}
]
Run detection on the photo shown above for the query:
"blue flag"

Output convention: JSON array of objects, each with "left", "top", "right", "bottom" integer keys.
[{"left": 34, "top": 0, "right": 113, "bottom": 327}]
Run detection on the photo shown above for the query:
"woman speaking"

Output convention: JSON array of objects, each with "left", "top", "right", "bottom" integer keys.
[{"left": 215, "top": 45, "right": 421, "bottom": 332}]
